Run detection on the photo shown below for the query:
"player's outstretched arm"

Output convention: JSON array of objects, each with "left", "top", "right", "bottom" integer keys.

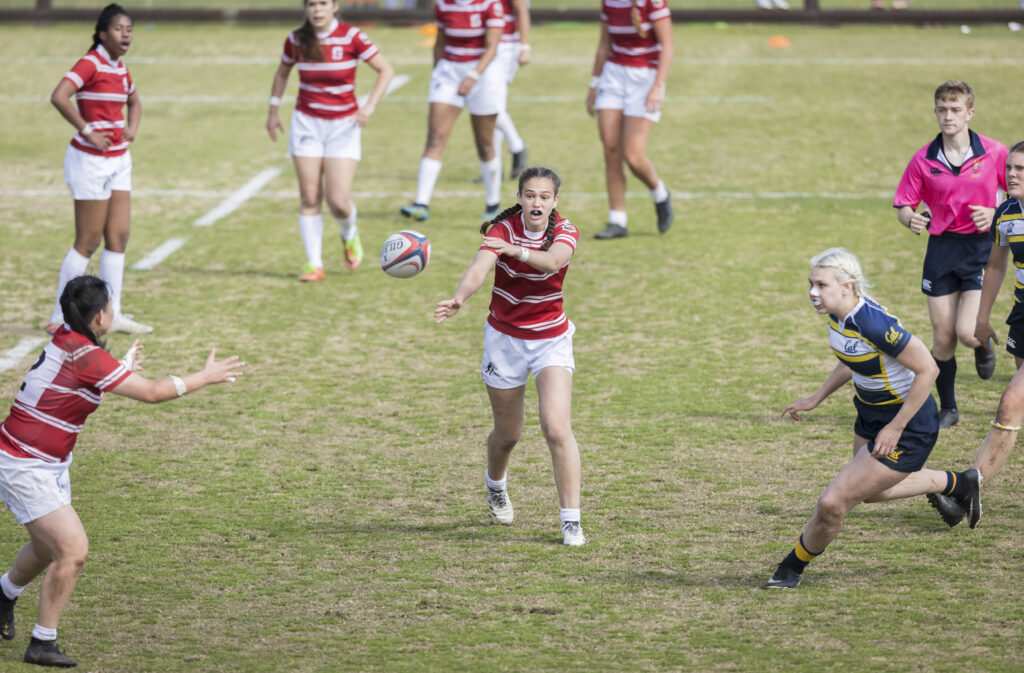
[
  {"left": 111, "top": 348, "right": 246, "bottom": 403},
  {"left": 435, "top": 251, "right": 498, "bottom": 323},
  {"left": 781, "top": 362, "right": 852, "bottom": 421}
]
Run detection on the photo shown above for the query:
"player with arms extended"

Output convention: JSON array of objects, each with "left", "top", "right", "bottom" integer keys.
[
  {"left": 766, "top": 248, "right": 980, "bottom": 589},
  {"left": 267, "top": 0, "right": 394, "bottom": 282},
  {"left": 435, "top": 167, "right": 586, "bottom": 545},
  {"left": 48, "top": 3, "right": 151, "bottom": 336},
  {"left": 0, "top": 276, "right": 245, "bottom": 667},
  {"left": 894, "top": 80, "right": 1008, "bottom": 428}
]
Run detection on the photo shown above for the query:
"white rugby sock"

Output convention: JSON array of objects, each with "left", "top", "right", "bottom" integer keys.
[
  {"left": 481, "top": 155, "right": 503, "bottom": 206},
  {"left": 559, "top": 508, "right": 581, "bottom": 524},
  {"left": 415, "top": 157, "right": 442, "bottom": 206},
  {"left": 496, "top": 111, "right": 525, "bottom": 154},
  {"left": 608, "top": 210, "right": 627, "bottom": 228},
  {"left": 485, "top": 470, "right": 507, "bottom": 491},
  {"left": 50, "top": 248, "right": 90, "bottom": 323},
  {"left": 335, "top": 204, "right": 357, "bottom": 242},
  {"left": 298, "top": 213, "right": 324, "bottom": 268},
  {"left": 99, "top": 249, "right": 125, "bottom": 318},
  {"left": 32, "top": 625, "right": 56, "bottom": 642},
  {"left": 492, "top": 127, "right": 504, "bottom": 159},
  {"left": 0, "top": 573, "right": 25, "bottom": 600},
  {"left": 651, "top": 179, "right": 669, "bottom": 204}
]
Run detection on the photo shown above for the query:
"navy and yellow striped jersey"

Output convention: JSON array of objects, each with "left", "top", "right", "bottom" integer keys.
[
  {"left": 991, "top": 197, "right": 1024, "bottom": 307},
  {"left": 828, "top": 297, "right": 914, "bottom": 406}
]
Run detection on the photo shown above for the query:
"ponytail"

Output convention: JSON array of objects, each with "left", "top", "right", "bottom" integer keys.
[
  {"left": 480, "top": 204, "right": 523, "bottom": 235},
  {"left": 296, "top": 18, "right": 324, "bottom": 62},
  {"left": 540, "top": 210, "right": 558, "bottom": 251},
  {"left": 90, "top": 3, "right": 131, "bottom": 52},
  {"left": 59, "top": 275, "right": 110, "bottom": 348}
]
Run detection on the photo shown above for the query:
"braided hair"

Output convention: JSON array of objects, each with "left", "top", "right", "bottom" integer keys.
[
  {"left": 90, "top": 3, "right": 131, "bottom": 52},
  {"left": 59, "top": 275, "right": 110, "bottom": 348},
  {"left": 479, "top": 167, "right": 562, "bottom": 251},
  {"left": 631, "top": 0, "right": 648, "bottom": 38}
]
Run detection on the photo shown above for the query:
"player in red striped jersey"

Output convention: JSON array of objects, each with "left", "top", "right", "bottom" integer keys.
[
  {"left": 587, "top": 0, "right": 674, "bottom": 240},
  {"left": 48, "top": 4, "right": 151, "bottom": 336},
  {"left": 493, "top": 0, "right": 530, "bottom": 179},
  {"left": 267, "top": 0, "right": 394, "bottom": 282},
  {"left": 0, "top": 276, "right": 244, "bottom": 668},
  {"left": 400, "top": 0, "right": 507, "bottom": 222},
  {"left": 435, "top": 167, "right": 586, "bottom": 546}
]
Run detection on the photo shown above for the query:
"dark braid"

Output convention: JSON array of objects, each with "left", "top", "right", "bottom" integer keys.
[
  {"left": 541, "top": 209, "right": 558, "bottom": 251},
  {"left": 90, "top": 3, "right": 130, "bottom": 52},
  {"left": 480, "top": 204, "right": 523, "bottom": 234},
  {"left": 59, "top": 275, "right": 110, "bottom": 348}
]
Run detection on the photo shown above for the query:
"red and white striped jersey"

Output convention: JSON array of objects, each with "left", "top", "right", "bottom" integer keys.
[
  {"left": 282, "top": 19, "right": 379, "bottom": 120},
  {"left": 481, "top": 211, "right": 579, "bottom": 340},
  {"left": 435, "top": 0, "right": 505, "bottom": 63},
  {"left": 500, "top": 0, "right": 524, "bottom": 43},
  {"left": 601, "top": 0, "right": 671, "bottom": 69},
  {"left": 63, "top": 44, "right": 135, "bottom": 157},
  {"left": 0, "top": 327, "right": 131, "bottom": 464}
]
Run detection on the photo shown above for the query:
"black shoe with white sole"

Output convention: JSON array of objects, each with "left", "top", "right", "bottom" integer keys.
[
  {"left": 24, "top": 638, "right": 77, "bottom": 667},
  {"left": 594, "top": 223, "right": 628, "bottom": 240},
  {"left": 655, "top": 195, "right": 673, "bottom": 233},
  {"left": 927, "top": 492, "right": 966, "bottom": 527},
  {"left": 764, "top": 563, "right": 802, "bottom": 589},
  {"left": 955, "top": 468, "right": 983, "bottom": 529}
]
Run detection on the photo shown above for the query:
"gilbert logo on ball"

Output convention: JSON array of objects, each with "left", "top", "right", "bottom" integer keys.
[{"left": 380, "top": 230, "right": 431, "bottom": 278}]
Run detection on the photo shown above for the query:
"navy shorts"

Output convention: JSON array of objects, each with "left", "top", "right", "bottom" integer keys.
[
  {"left": 921, "top": 232, "right": 989, "bottom": 297},
  {"left": 853, "top": 395, "right": 939, "bottom": 473},
  {"left": 1007, "top": 302, "right": 1024, "bottom": 359}
]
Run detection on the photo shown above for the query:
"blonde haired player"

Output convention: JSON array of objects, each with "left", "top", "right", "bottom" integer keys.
[
  {"left": 435, "top": 167, "right": 586, "bottom": 545},
  {"left": 266, "top": 0, "right": 394, "bottom": 282},
  {"left": 766, "top": 248, "right": 980, "bottom": 589}
]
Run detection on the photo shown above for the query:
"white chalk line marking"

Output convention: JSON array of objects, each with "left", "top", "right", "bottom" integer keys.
[
  {"left": 194, "top": 167, "right": 282, "bottom": 227},
  {"left": 0, "top": 338, "right": 47, "bottom": 374},
  {"left": 132, "top": 237, "right": 189, "bottom": 271}
]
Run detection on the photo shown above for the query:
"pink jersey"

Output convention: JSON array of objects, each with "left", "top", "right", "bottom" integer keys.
[
  {"left": 482, "top": 211, "right": 579, "bottom": 340},
  {"left": 0, "top": 327, "right": 131, "bottom": 464},
  {"left": 500, "top": 0, "right": 521, "bottom": 43},
  {"left": 601, "top": 0, "right": 671, "bottom": 70},
  {"left": 435, "top": 0, "right": 505, "bottom": 63},
  {"left": 63, "top": 44, "right": 135, "bottom": 157},
  {"left": 894, "top": 131, "right": 1008, "bottom": 236},
  {"left": 282, "top": 19, "right": 379, "bottom": 120}
]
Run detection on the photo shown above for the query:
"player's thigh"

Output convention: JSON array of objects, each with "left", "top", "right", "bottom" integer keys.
[
  {"left": 426, "top": 102, "right": 462, "bottom": 151},
  {"left": 596, "top": 109, "right": 625, "bottom": 154},
  {"left": 323, "top": 158, "right": 358, "bottom": 206},
  {"left": 956, "top": 289, "right": 982, "bottom": 334},
  {"left": 486, "top": 384, "right": 526, "bottom": 437},
  {"left": 621, "top": 115, "right": 656, "bottom": 162},
  {"left": 535, "top": 366, "right": 574, "bottom": 440},
  {"left": 103, "top": 190, "right": 131, "bottom": 251},
  {"left": 469, "top": 113, "right": 497, "bottom": 158},
  {"left": 926, "top": 292, "right": 960, "bottom": 332},
  {"left": 25, "top": 505, "right": 88, "bottom": 561},
  {"left": 292, "top": 156, "right": 325, "bottom": 209},
  {"left": 72, "top": 199, "right": 110, "bottom": 251},
  {"left": 824, "top": 447, "right": 908, "bottom": 509}
]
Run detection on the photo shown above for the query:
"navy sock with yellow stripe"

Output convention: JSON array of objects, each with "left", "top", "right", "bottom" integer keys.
[
  {"left": 934, "top": 355, "right": 957, "bottom": 410},
  {"left": 942, "top": 470, "right": 971, "bottom": 498},
  {"left": 781, "top": 535, "right": 822, "bottom": 572}
]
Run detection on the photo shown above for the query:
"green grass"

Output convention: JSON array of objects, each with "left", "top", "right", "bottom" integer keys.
[
  {"left": 1, "top": 20, "right": 1023, "bottom": 673},
  {"left": 9, "top": 1, "right": 1024, "bottom": 10}
]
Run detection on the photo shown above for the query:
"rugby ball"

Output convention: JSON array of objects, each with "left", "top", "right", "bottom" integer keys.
[{"left": 380, "top": 230, "right": 430, "bottom": 278}]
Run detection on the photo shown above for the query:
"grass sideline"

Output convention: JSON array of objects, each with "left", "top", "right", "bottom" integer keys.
[{"left": 1, "top": 20, "right": 1023, "bottom": 673}]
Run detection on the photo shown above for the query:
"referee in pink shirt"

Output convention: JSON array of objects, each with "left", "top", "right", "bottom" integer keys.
[{"left": 894, "top": 80, "right": 1008, "bottom": 428}]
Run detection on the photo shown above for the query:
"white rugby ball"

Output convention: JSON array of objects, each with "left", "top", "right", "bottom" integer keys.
[{"left": 380, "top": 230, "right": 431, "bottom": 278}]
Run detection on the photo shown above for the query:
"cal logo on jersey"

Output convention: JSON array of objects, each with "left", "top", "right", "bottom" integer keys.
[
  {"left": 562, "top": 224, "right": 577, "bottom": 233},
  {"left": 884, "top": 325, "right": 901, "bottom": 345}
]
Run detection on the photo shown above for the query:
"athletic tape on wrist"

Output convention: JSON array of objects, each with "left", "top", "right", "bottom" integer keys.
[
  {"left": 467, "top": 70, "right": 480, "bottom": 81},
  {"left": 589, "top": 76, "right": 600, "bottom": 89},
  {"left": 268, "top": 96, "right": 282, "bottom": 107},
  {"left": 518, "top": 247, "right": 530, "bottom": 262}
]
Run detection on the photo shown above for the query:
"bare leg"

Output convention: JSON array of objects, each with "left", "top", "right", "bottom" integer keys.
[
  {"left": 323, "top": 157, "right": 359, "bottom": 220},
  {"left": 21, "top": 506, "right": 88, "bottom": 630},
  {"left": 621, "top": 115, "right": 660, "bottom": 190},
  {"left": 485, "top": 385, "right": 525, "bottom": 481},
  {"left": 596, "top": 109, "right": 626, "bottom": 213},
  {"left": 292, "top": 155, "right": 325, "bottom": 216},
  {"left": 536, "top": 367, "right": 580, "bottom": 509}
]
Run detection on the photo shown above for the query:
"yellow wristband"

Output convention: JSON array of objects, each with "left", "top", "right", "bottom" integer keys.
[{"left": 991, "top": 420, "right": 1021, "bottom": 431}]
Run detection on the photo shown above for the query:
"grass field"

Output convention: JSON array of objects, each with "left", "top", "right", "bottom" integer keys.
[
  {"left": 1, "top": 19, "right": 1023, "bottom": 673},
  {"left": 7, "top": 1, "right": 1024, "bottom": 10}
]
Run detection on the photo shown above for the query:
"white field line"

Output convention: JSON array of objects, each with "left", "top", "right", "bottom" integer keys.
[
  {"left": 131, "top": 237, "right": 188, "bottom": 271},
  {"left": 0, "top": 93, "right": 770, "bottom": 104},
  {"left": 2, "top": 188, "right": 894, "bottom": 200},
  {"left": 357, "top": 73, "right": 411, "bottom": 107},
  {"left": 194, "top": 167, "right": 282, "bottom": 227},
  {"left": 0, "top": 338, "right": 47, "bottom": 374}
]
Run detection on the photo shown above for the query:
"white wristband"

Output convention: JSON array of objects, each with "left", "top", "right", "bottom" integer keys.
[
  {"left": 518, "top": 246, "right": 530, "bottom": 262},
  {"left": 169, "top": 375, "right": 187, "bottom": 397},
  {"left": 466, "top": 70, "right": 480, "bottom": 81},
  {"left": 81, "top": 122, "right": 95, "bottom": 135},
  {"left": 520, "top": 44, "right": 531, "bottom": 51},
  {"left": 589, "top": 76, "right": 600, "bottom": 89},
  {"left": 268, "top": 96, "right": 282, "bottom": 107}
]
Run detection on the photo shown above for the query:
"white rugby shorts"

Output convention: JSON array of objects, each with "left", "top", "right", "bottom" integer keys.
[
  {"left": 64, "top": 145, "right": 131, "bottom": 200},
  {"left": 594, "top": 61, "right": 662, "bottom": 123},
  {"left": 289, "top": 109, "right": 363, "bottom": 160},
  {"left": 497, "top": 41, "right": 521, "bottom": 86},
  {"left": 428, "top": 58, "right": 506, "bottom": 116},
  {"left": 0, "top": 450, "right": 72, "bottom": 525},
  {"left": 480, "top": 321, "right": 575, "bottom": 389}
]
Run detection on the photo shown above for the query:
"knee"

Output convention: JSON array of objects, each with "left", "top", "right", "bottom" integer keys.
[
  {"left": 55, "top": 544, "right": 88, "bottom": 575},
  {"left": 105, "top": 231, "right": 129, "bottom": 253},
  {"left": 74, "top": 234, "right": 102, "bottom": 257},
  {"left": 326, "top": 197, "right": 350, "bottom": 220},
  {"left": 489, "top": 428, "right": 519, "bottom": 453},
  {"left": 997, "top": 384, "right": 1024, "bottom": 423},
  {"left": 540, "top": 423, "right": 574, "bottom": 454},
  {"left": 815, "top": 491, "right": 848, "bottom": 527},
  {"left": 623, "top": 147, "right": 647, "bottom": 171},
  {"left": 602, "top": 142, "right": 623, "bottom": 163}
]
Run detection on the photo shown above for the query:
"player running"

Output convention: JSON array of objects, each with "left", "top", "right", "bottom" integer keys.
[
  {"left": 48, "top": 3, "right": 151, "bottom": 335},
  {"left": 766, "top": 248, "right": 980, "bottom": 589},
  {"left": 267, "top": 0, "right": 394, "bottom": 282},
  {"left": 435, "top": 167, "right": 586, "bottom": 546}
]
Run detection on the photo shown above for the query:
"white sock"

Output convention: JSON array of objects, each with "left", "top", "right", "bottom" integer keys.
[
  {"left": 99, "top": 249, "right": 125, "bottom": 318},
  {"left": 335, "top": 203, "right": 357, "bottom": 242},
  {"left": 481, "top": 155, "right": 502, "bottom": 207},
  {"left": 651, "top": 179, "right": 669, "bottom": 204},
  {"left": 298, "top": 214, "right": 324, "bottom": 268},
  {"left": 51, "top": 248, "right": 90, "bottom": 323},
  {"left": 496, "top": 111, "right": 525, "bottom": 154},
  {"left": 608, "top": 210, "right": 627, "bottom": 227},
  {"left": 485, "top": 470, "right": 506, "bottom": 491},
  {"left": 559, "top": 508, "right": 581, "bottom": 524},
  {"left": 492, "top": 127, "right": 504, "bottom": 160},
  {"left": 0, "top": 574, "right": 25, "bottom": 600},
  {"left": 415, "top": 157, "right": 442, "bottom": 206},
  {"left": 32, "top": 625, "right": 56, "bottom": 642}
]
